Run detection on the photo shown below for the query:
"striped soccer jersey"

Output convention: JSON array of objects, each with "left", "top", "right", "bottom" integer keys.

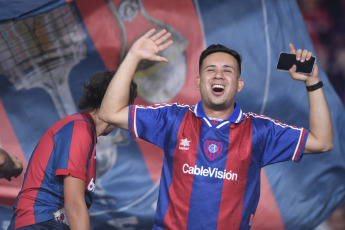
[
  {"left": 129, "top": 101, "right": 308, "bottom": 230},
  {"left": 9, "top": 112, "right": 97, "bottom": 229}
]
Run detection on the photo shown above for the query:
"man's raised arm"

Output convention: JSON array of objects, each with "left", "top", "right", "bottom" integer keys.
[
  {"left": 99, "top": 29, "right": 173, "bottom": 130},
  {"left": 288, "top": 44, "right": 334, "bottom": 154}
]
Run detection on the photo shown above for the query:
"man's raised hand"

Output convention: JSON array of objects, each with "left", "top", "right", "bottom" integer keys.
[
  {"left": 129, "top": 28, "right": 173, "bottom": 62},
  {"left": 288, "top": 43, "right": 320, "bottom": 84}
]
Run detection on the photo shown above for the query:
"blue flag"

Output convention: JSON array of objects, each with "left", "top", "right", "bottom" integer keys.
[{"left": 0, "top": 0, "right": 68, "bottom": 24}]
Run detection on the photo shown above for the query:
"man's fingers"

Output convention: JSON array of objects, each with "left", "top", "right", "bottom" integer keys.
[
  {"left": 150, "top": 29, "right": 167, "bottom": 41},
  {"left": 152, "top": 55, "right": 168, "bottom": 63},
  {"left": 306, "top": 51, "right": 313, "bottom": 61},
  {"left": 155, "top": 32, "right": 172, "bottom": 46},
  {"left": 289, "top": 43, "right": 296, "bottom": 54},
  {"left": 300, "top": 49, "right": 309, "bottom": 62},
  {"left": 144, "top": 28, "right": 156, "bottom": 38},
  {"left": 132, "top": 28, "right": 173, "bottom": 62},
  {"left": 296, "top": 49, "right": 302, "bottom": 61},
  {"left": 289, "top": 43, "right": 314, "bottom": 63},
  {"left": 289, "top": 64, "right": 297, "bottom": 74},
  {"left": 158, "top": 40, "right": 173, "bottom": 51}
]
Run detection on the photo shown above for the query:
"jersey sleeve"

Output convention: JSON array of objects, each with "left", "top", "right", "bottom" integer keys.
[
  {"left": 54, "top": 120, "right": 94, "bottom": 181},
  {"left": 250, "top": 114, "right": 309, "bottom": 166},
  {"left": 128, "top": 104, "right": 183, "bottom": 149}
]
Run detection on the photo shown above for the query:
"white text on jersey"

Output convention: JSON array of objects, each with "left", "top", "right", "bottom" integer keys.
[
  {"left": 88, "top": 178, "right": 95, "bottom": 192},
  {"left": 182, "top": 164, "right": 238, "bottom": 181}
]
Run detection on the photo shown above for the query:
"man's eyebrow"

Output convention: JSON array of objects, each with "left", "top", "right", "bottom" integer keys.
[
  {"left": 205, "top": 64, "right": 216, "bottom": 68},
  {"left": 223, "top": 64, "right": 235, "bottom": 70},
  {"left": 204, "top": 64, "right": 235, "bottom": 70}
]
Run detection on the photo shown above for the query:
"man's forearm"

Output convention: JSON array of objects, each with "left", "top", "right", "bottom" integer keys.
[
  {"left": 99, "top": 29, "right": 172, "bottom": 128},
  {"left": 99, "top": 51, "right": 141, "bottom": 126},
  {"left": 65, "top": 203, "right": 90, "bottom": 230},
  {"left": 286, "top": 44, "right": 334, "bottom": 154},
  {"left": 64, "top": 176, "right": 90, "bottom": 230},
  {"left": 305, "top": 82, "right": 334, "bottom": 153}
]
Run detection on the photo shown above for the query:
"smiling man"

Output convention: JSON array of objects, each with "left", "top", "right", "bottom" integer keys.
[
  {"left": 100, "top": 29, "right": 333, "bottom": 230},
  {"left": 196, "top": 45, "right": 244, "bottom": 120}
]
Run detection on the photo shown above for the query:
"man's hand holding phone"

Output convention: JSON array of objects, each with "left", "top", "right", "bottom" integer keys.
[
  {"left": 286, "top": 44, "right": 320, "bottom": 84},
  {"left": 276, "top": 52, "right": 315, "bottom": 75},
  {"left": 276, "top": 44, "right": 320, "bottom": 87}
]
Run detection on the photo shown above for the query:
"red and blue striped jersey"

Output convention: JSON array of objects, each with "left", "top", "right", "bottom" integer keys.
[
  {"left": 129, "top": 101, "right": 308, "bottom": 230},
  {"left": 9, "top": 112, "right": 97, "bottom": 229}
]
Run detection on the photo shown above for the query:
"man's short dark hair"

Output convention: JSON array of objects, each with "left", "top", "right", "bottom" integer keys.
[
  {"left": 78, "top": 70, "right": 137, "bottom": 111},
  {"left": 199, "top": 44, "right": 242, "bottom": 73}
]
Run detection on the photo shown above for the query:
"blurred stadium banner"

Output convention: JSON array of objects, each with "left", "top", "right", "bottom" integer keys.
[{"left": 0, "top": 0, "right": 344, "bottom": 229}]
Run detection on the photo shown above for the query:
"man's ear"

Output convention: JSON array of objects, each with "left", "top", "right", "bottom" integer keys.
[
  {"left": 237, "top": 78, "right": 244, "bottom": 92},
  {"left": 196, "top": 76, "right": 201, "bottom": 90}
]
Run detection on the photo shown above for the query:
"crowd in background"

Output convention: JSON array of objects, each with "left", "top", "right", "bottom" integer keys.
[{"left": 298, "top": 0, "right": 345, "bottom": 106}]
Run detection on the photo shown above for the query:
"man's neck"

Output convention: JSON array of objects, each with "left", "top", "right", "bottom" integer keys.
[
  {"left": 202, "top": 104, "right": 235, "bottom": 120},
  {"left": 87, "top": 110, "right": 103, "bottom": 137}
]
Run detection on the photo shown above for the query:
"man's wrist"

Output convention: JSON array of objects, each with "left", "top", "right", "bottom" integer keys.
[
  {"left": 127, "top": 50, "right": 144, "bottom": 63},
  {"left": 306, "top": 81, "right": 323, "bottom": 92}
]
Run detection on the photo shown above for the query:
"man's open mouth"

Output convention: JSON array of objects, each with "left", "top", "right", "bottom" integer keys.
[{"left": 212, "top": 84, "right": 225, "bottom": 93}]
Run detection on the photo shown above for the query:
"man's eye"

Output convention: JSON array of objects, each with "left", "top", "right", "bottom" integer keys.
[{"left": 207, "top": 69, "right": 215, "bottom": 72}]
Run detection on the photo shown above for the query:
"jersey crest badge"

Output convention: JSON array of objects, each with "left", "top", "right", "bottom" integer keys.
[{"left": 204, "top": 140, "right": 223, "bottom": 160}]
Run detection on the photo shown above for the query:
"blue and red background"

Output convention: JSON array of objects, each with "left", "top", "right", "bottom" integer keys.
[{"left": 0, "top": 0, "right": 344, "bottom": 229}]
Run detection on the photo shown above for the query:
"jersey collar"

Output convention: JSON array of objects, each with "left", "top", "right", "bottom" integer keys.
[
  {"left": 192, "top": 100, "right": 243, "bottom": 124},
  {"left": 81, "top": 111, "right": 96, "bottom": 128}
]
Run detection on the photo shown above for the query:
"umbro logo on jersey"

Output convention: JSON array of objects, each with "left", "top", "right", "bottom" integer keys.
[
  {"left": 204, "top": 140, "right": 223, "bottom": 160},
  {"left": 179, "top": 138, "right": 191, "bottom": 150}
]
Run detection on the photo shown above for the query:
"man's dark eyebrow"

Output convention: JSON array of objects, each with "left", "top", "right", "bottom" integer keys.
[
  {"left": 224, "top": 64, "right": 235, "bottom": 70},
  {"left": 205, "top": 64, "right": 216, "bottom": 68},
  {"left": 204, "top": 64, "right": 235, "bottom": 70}
]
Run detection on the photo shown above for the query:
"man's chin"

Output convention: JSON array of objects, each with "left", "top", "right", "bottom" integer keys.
[{"left": 209, "top": 100, "right": 233, "bottom": 110}]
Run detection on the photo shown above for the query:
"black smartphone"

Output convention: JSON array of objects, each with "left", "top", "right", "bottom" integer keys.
[{"left": 276, "top": 52, "right": 316, "bottom": 75}]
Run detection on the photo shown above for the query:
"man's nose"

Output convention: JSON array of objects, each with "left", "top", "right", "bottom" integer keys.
[{"left": 214, "top": 70, "right": 224, "bottom": 79}]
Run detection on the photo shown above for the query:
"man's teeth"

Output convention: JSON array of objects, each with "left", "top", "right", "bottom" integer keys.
[{"left": 212, "top": 85, "right": 224, "bottom": 89}]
